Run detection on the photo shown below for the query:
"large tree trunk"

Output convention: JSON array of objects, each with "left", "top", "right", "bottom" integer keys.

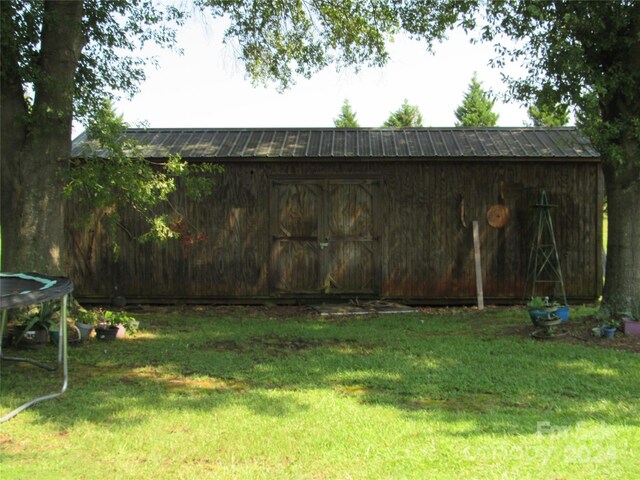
[
  {"left": 1, "top": 1, "right": 85, "bottom": 275},
  {"left": 599, "top": 7, "right": 640, "bottom": 320},
  {"left": 602, "top": 159, "right": 640, "bottom": 320}
]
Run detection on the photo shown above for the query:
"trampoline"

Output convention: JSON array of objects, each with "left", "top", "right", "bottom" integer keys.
[{"left": 1, "top": 272, "right": 74, "bottom": 422}]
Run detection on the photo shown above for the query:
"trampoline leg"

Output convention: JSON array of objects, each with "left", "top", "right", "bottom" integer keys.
[
  {"left": 60, "top": 294, "right": 69, "bottom": 394},
  {"left": 0, "top": 294, "right": 70, "bottom": 423},
  {"left": 0, "top": 309, "right": 7, "bottom": 356}
]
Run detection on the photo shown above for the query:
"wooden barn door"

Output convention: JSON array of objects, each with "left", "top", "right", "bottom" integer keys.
[
  {"left": 270, "top": 178, "right": 380, "bottom": 296},
  {"left": 270, "top": 180, "right": 323, "bottom": 294}
]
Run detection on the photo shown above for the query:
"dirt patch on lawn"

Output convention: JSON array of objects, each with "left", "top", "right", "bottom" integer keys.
[
  {"left": 502, "top": 315, "right": 640, "bottom": 353},
  {"left": 131, "top": 304, "right": 311, "bottom": 318},
  {"left": 128, "top": 304, "right": 640, "bottom": 353},
  {"left": 199, "top": 336, "right": 364, "bottom": 357}
]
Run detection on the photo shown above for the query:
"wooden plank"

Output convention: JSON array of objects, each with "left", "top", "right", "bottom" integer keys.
[{"left": 473, "top": 220, "right": 484, "bottom": 310}]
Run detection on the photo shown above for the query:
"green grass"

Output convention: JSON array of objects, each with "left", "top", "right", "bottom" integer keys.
[{"left": 1, "top": 306, "right": 638, "bottom": 479}]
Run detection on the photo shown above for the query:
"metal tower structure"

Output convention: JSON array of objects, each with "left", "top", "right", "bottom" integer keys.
[{"left": 526, "top": 190, "right": 567, "bottom": 305}]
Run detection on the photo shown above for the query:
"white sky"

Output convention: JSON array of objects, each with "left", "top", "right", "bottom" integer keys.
[{"left": 112, "top": 16, "right": 532, "bottom": 130}]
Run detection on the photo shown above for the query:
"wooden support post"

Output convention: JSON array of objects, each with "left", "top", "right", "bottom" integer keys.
[{"left": 473, "top": 220, "right": 484, "bottom": 310}]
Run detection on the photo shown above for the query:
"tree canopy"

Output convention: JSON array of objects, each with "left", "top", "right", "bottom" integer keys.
[
  {"left": 383, "top": 99, "right": 423, "bottom": 127},
  {"left": 454, "top": 73, "right": 499, "bottom": 127}
]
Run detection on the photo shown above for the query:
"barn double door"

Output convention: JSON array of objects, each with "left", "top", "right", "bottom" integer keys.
[{"left": 270, "top": 178, "right": 380, "bottom": 296}]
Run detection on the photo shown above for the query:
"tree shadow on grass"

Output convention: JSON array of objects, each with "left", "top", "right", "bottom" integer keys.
[{"left": 2, "top": 308, "right": 639, "bottom": 436}]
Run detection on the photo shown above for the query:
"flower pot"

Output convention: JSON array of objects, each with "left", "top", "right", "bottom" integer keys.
[
  {"left": 76, "top": 321, "right": 94, "bottom": 341},
  {"left": 95, "top": 324, "right": 126, "bottom": 340},
  {"left": 623, "top": 320, "right": 640, "bottom": 337},
  {"left": 114, "top": 324, "right": 126, "bottom": 339},
  {"left": 95, "top": 324, "right": 119, "bottom": 341},
  {"left": 49, "top": 325, "right": 81, "bottom": 345},
  {"left": 14, "top": 324, "right": 49, "bottom": 348},
  {"left": 528, "top": 305, "right": 570, "bottom": 326},
  {"left": 602, "top": 326, "right": 617, "bottom": 339}
]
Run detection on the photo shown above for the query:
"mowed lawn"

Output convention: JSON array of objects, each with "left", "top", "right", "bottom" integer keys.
[{"left": 1, "top": 306, "right": 638, "bottom": 479}]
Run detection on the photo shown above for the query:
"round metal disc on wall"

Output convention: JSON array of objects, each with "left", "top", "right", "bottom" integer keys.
[{"left": 487, "top": 204, "right": 510, "bottom": 228}]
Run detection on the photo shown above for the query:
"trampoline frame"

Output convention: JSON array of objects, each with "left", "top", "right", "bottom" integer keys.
[{"left": 1, "top": 273, "right": 73, "bottom": 422}]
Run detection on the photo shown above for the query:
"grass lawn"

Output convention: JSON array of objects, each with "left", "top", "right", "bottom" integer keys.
[{"left": 1, "top": 305, "right": 638, "bottom": 479}]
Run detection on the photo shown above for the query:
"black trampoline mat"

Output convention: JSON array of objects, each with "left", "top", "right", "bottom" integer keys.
[{"left": 0, "top": 272, "right": 74, "bottom": 310}]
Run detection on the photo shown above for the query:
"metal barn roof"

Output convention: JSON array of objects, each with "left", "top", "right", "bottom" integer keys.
[{"left": 71, "top": 127, "right": 599, "bottom": 160}]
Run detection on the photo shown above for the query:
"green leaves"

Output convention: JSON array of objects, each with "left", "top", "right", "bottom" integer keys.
[
  {"left": 74, "top": 0, "right": 185, "bottom": 119},
  {"left": 479, "top": 2, "right": 640, "bottom": 164},
  {"left": 214, "top": 0, "right": 397, "bottom": 90},
  {"left": 527, "top": 102, "right": 569, "bottom": 127},
  {"left": 66, "top": 100, "right": 222, "bottom": 247}
]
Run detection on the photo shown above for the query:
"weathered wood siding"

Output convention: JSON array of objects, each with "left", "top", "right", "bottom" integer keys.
[
  {"left": 381, "top": 161, "right": 602, "bottom": 301},
  {"left": 66, "top": 158, "right": 602, "bottom": 303}
]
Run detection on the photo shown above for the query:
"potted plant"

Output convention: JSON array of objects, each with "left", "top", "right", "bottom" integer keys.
[
  {"left": 12, "top": 301, "right": 58, "bottom": 348},
  {"left": 602, "top": 318, "right": 620, "bottom": 339},
  {"left": 94, "top": 310, "right": 139, "bottom": 341},
  {"left": 74, "top": 309, "right": 99, "bottom": 341},
  {"left": 48, "top": 320, "right": 81, "bottom": 345},
  {"left": 526, "top": 296, "right": 570, "bottom": 326}
]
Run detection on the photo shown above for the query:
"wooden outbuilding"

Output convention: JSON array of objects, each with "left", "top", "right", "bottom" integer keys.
[{"left": 68, "top": 127, "right": 603, "bottom": 304}]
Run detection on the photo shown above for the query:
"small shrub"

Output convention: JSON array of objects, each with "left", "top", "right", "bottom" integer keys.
[
  {"left": 75, "top": 309, "right": 101, "bottom": 325},
  {"left": 102, "top": 310, "right": 140, "bottom": 334},
  {"left": 526, "top": 296, "right": 547, "bottom": 309}
]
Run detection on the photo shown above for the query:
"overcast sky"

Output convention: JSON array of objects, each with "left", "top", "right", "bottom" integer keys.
[{"left": 108, "top": 16, "right": 535, "bottom": 132}]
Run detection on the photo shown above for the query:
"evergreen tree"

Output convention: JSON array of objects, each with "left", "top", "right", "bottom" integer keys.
[
  {"left": 383, "top": 99, "right": 423, "bottom": 127},
  {"left": 454, "top": 74, "right": 499, "bottom": 127},
  {"left": 334, "top": 99, "right": 360, "bottom": 127}
]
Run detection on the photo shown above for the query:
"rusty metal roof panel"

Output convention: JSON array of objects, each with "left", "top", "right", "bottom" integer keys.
[{"left": 71, "top": 127, "right": 600, "bottom": 160}]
